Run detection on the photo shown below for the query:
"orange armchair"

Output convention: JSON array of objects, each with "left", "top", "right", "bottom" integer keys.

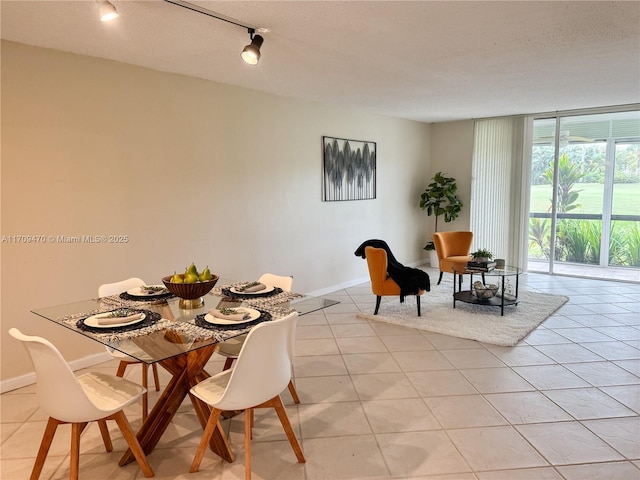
[
  {"left": 433, "top": 231, "right": 473, "bottom": 285},
  {"left": 364, "top": 246, "right": 425, "bottom": 316}
]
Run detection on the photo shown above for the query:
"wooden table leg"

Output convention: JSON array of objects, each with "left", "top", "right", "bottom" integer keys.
[{"left": 119, "top": 345, "right": 235, "bottom": 465}]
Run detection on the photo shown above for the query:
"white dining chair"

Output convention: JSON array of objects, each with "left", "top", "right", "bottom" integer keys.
[
  {"left": 189, "top": 312, "right": 305, "bottom": 479},
  {"left": 98, "top": 277, "right": 161, "bottom": 420},
  {"left": 8, "top": 328, "right": 154, "bottom": 480},
  {"left": 216, "top": 273, "right": 300, "bottom": 403}
]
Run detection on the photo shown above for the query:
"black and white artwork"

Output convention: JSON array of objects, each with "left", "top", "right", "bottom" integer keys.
[{"left": 322, "top": 136, "right": 376, "bottom": 201}]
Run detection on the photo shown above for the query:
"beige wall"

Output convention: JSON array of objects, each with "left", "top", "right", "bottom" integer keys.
[
  {"left": 1, "top": 41, "right": 439, "bottom": 382},
  {"left": 428, "top": 120, "right": 475, "bottom": 234}
]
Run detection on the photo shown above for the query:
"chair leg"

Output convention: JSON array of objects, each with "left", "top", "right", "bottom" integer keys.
[
  {"left": 141, "top": 363, "right": 149, "bottom": 421},
  {"left": 30, "top": 417, "right": 60, "bottom": 480},
  {"left": 270, "top": 396, "right": 305, "bottom": 463},
  {"left": 152, "top": 363, "right": 160, "bottom": 391},
  {"left": 70, "top": 423, "right": 82, "bottom": 480},
  {"left": 97, "top": 419, "right": 113, "bottom": 452},
  {"left": 222, "top": 357, "right": 235, "bottom": 371},
  {"left": 437, "top": 272, "right": 443, "bottom": 285},
  {"left": 112, "top": 410, "right": 154, "bottom": 478},
  {"left": 245, "top": 408, "right": 252, "bottom": 480},
  {"left": 374, "top": 296, "right": 382, "bottom": 315},
  {"left": 190, "top": 407, "right": 223, "bottom": 473},
  {"left": 287, "top": 379, "right": 301, "bottom": 404},
  {"left": 416, "top": 295, "right": 421, "bottom": 317},
  {"left": 115, "top": 360, "right": 128, "bottom": 377},
  {"left": 248, "top": 408, "right": 254, "bottom": 437}
]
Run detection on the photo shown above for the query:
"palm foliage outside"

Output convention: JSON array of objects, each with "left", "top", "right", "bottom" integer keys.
[{"left": 529, "top": 148, "right": 640, "bottom": 268}]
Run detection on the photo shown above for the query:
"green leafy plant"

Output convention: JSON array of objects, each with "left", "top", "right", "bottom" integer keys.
[
  {"left": 529, "top": 218, "right": 551, "bottom": 259},
  {"left": 543, "top": 153, "right": 589, "bottom": 213},
  {"left": 529, "top": 147, "right": 640, "bottom": 269},
  {"left": 610, "top": 222, "right": 640, "bottom": 267},
  {"left": 419, "top": 172, "right": 463, "bottom": 250},
  {"left": 556, "top": 220, "right": 599, "bottom": 264},
  {"left": 469, "top": 248, "right": 493, "bottom": 260},
  {"left": 626, "top": 223, "right": 640, "bottom": 267}
]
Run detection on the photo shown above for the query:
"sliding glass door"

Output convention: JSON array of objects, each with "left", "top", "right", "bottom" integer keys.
[
  {"left": 528, "top": 110, "right": 640, "bottom": 278},
  {"left": 611, "top": 140, "right": 640, "bottom": 267}
]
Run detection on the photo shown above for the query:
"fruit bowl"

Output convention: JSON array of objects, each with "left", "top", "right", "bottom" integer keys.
[{"left": 162, "top": 274, "right": 219, "bottom": 300}]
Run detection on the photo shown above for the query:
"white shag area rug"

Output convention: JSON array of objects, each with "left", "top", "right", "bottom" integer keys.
[{"left": 356, "top": 284, "right": 568, "bottom": 347}]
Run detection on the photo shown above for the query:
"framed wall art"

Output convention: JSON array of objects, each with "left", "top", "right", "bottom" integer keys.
[{"left": 322, "top": 136, "right": 376, "bottom": 201}]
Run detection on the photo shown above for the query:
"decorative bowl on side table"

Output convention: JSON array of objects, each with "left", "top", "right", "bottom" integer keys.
[{"left": 472, "top": 281, "right": 499, "bottom": 299}]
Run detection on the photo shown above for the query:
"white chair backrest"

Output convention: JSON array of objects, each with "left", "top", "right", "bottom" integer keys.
[
  {"left": 98, "top": 277, "right": 145, "bottom": 297},
  {"left": 9, "top": 328, "right": 106, "bottom": 422},
  {"left": 258, "top": 273, "right": 293, "bottom": 292},
  {"left": 214, "top": 312, "right": 298, "bottom": 411},
  {"left": 98, "top": 278, "right": 147, "bottom": 357}
]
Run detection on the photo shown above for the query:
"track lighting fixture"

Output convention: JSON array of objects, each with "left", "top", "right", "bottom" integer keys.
[
  {"left": 241, "top": 29, "right": 264, "bottom": 66},
  {"left": 162, "top": 0, "right": 265, "bottom": 65},
  {"left": 97, "top": 0, "right": 119, "bottom": 22}
]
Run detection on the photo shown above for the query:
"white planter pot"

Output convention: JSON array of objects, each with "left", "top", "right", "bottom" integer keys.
[{"left": 428, "top": 250, "right": 439, "bottom": 268}]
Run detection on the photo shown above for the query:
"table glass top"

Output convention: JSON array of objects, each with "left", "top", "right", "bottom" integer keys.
[
  {"left": 453, "top": 265, "right": 523, "bottom": 276},
  {"left": 31, "top": 279, "right": 339, "bottom": 364}
]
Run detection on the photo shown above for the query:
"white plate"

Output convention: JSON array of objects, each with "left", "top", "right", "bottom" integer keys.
[
  {"left": 230, "top": 284, "right": 275, "bottom": 295},
  {"left": 204, "top": 307, "right": 261, "bottom": 325},
  {"left": 127, "top": 285, "right": 169, "bottom": 297},
  {"left": 84, "top": 312, "right": 146, "bottom": 329}
]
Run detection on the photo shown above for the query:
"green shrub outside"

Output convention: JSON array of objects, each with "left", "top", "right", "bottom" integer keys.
[{"left": 529, "top": 219, "right": 640, "bottom": 267}]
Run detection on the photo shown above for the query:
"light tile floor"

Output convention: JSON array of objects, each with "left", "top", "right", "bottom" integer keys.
[{"left": 2, "top": 268, "right": 639, "bottom": 479}]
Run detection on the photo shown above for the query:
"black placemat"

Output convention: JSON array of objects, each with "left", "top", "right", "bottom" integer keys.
[
  {"left": 221, "top": 286, "right": 283, "bottom": 299},
  {"left": 194, "top": 310, "right": 272, "bottom": 331},
  {"left": 76, "top": 309, "right": 162, "bottom": 334}
]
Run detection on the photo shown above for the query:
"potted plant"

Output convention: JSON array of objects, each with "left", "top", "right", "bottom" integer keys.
[
  {"left": 419, "top": 172, "right": 464, "bottom": 266},
  {"left": 469, "top": 248, "right": 493, "bottom": 262}
]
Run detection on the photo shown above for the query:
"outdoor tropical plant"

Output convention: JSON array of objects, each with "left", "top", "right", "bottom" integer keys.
[
  {"left": 419, "top": 172, "right": 463, "bottom": 250},
  {"left": 608, "top": 223, "right": 627, "bottom": 266},
  {"left": 626, "top": 223, "right": 640, "bottom": 267},
  {"left": 610, "top": 222, "right": 640, "bottom": 267},
  {"left": 529, "top": 218, "right": 551, "bottom": 259},
  {"left": 530, "top": 218, "right": 640, "bottom": 267},
  {"left": 530, "top": 153, "right": 597, "bottom": 263},
  {"left": 556, "top": 220, "right": 599, "bottom": 264},
  {"left": 543, "top": 152, "right": 589, "bottom": 213}
]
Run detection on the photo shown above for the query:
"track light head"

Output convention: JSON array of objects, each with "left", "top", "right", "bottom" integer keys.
[
  {"left": 161, "top": 3, "right": 265, "bottom": 65},
  {"left": 241, "top": 29, "right": 264, "bottom": 66},
  {"left": 97, "top": 1, "right": 119, "bottom": 22}
]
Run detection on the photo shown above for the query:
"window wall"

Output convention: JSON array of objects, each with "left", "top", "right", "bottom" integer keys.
[{"left": 528, "top": 110, "right": 640, "bottom": 279}]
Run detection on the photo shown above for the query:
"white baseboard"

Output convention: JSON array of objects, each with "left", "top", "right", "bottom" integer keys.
[
  {"left": 305, "top": 275, "right": 370, "bottom": 298},
  {"left": 1, "top": 350, "right": 112, "bottom": 394}
]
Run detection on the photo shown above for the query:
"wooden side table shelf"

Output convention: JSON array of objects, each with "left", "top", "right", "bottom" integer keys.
[{"left": 452, "top": 266, "right": 522, "bottom": 316}]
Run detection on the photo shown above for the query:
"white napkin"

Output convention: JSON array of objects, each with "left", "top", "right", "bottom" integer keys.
[
  {"left": 239, "top": 283, "right": 266, "bottom": 293},
  {"left": 97, "top": 313, "right": 144, "bottom": 325},
  {"left": 139, "top": 286, "right": 168, "bottom": 295},
  {"left": 209, "top": 308, "right": 251, "bottom": 321}
]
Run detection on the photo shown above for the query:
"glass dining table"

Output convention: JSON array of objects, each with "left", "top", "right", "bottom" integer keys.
[{"left": 30, "top": 278, "right": 339, "bottom": 467}]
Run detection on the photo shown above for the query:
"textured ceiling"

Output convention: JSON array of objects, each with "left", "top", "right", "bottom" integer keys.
[{"left": 2, "top": 0, "right": 639, "bottom": 123}]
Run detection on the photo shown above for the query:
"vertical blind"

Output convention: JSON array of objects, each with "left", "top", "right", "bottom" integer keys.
[{"left": 471, "top": 117, "right": 531, "bottom": 269}]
